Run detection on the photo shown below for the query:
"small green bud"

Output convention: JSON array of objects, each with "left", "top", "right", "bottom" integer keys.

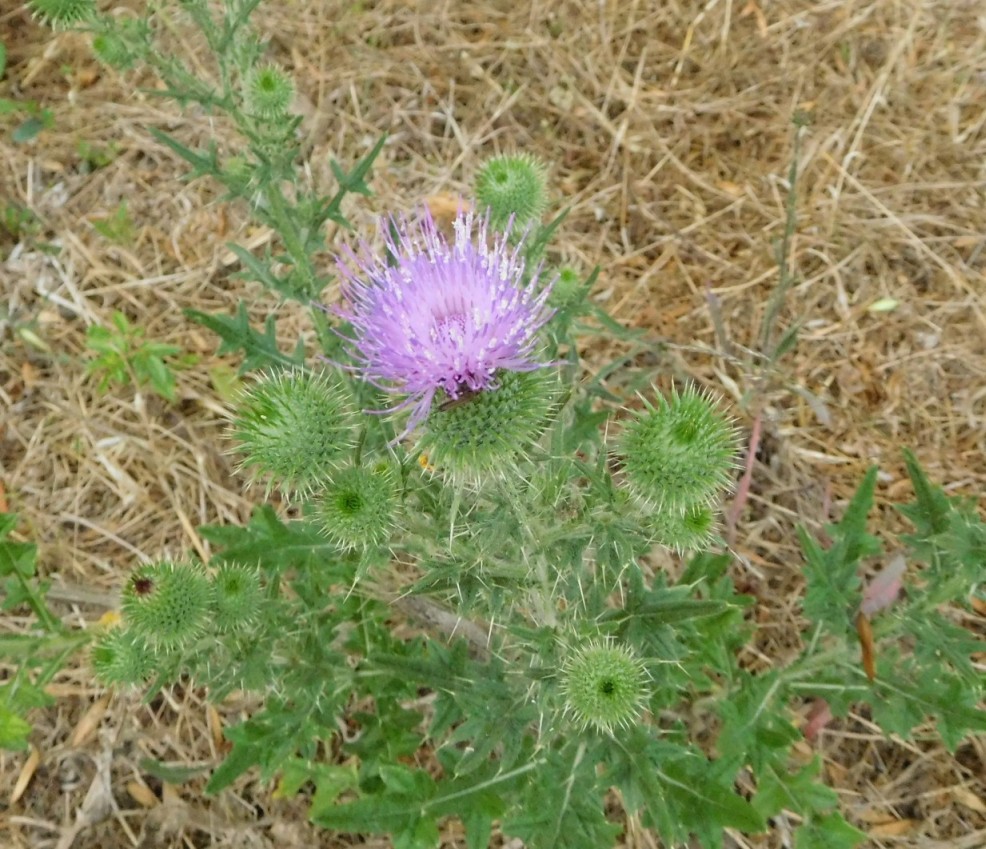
[
  {"left": 91, "top": 627, "right": 155, "bottom": 686},
  {"left": 619, "top": 384, "right": 740, "bottom": 512},
  {"left": 122, "top": 562, "right": 212, "bottom": 651},
  {"left": 231, "top": 370, "right": 356, "bottom": 498},
  {"left": 548, "top": 266, "right": 584, "bottom": 310},
  {"left": 243, "top": 64, "right": 295, "bottom": 122},
  {"left": 560, "top": 638, "right": 650, "bottom": 735},
  {"left": 649, "top": 503, "right": 719, "bottom": 553},
  {"left": 475, "top": 153, "right": 548, "bottom": 236},
  {"left": 27, "top": 0, "right": 95, "bottom": 28},
  {"left": 315, "top": 463, "right": 399, "bottom": 551},
  {"left": 211, "top": 564, "right": 263, "bottom": 632},
  {"left": 417, "top": 369, "right": 558, "bottom": 486},
  {"left": 91, "top": 20, "right": 145, "bottom": 70}
]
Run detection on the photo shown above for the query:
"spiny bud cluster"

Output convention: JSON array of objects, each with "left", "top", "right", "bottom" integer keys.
[
  {"left": 93, "top": 560, "right": 267, "bottom": 687},
  {"left": 475, "top": 153, "right": 549, "bottom": 238},
  {"left": 618, "top": 384, "right": 740, "bottom": 551}
]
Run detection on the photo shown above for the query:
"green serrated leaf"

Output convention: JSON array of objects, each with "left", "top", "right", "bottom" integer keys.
[
  {"left": 0, "top": 702, "right": 31, "bottom": 751},
  {"left": 185, "top": 303, "right": 303, "bottom": 373},
  {"left": 503, "top": 747, "right": 621, "bottom": 849},
  {"left": 802, "top": 467, "right": 882, "bottom": 633},
  {"left": 795, "top": 811, "right": 867, "bottom": 849},
  {"left": 753, "top": 758, "right": 838, "bottom": 820},
  {"left": 200, "top": 505, "right": 344, "bottom": 577}
]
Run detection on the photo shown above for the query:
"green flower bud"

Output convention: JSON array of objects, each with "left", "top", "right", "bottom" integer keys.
[
  {"left": 211, "top": 564, "right": 263, "bottom": 632},
  {"left": 548, "top": 266, "right": 584, "bottom": 310},
  {"left": 243, "top": 63, "right": 295, "bottom": 122},
  {"left": 231, "top": 370, "right": 355, "bottom": 498},
  {"left": 416, "top": 369, "right": 558, "bottom": 486},
  {"left": 91, "top": 20, "right": 145, "bottom": 71},
  {"left": 91, "top": 627, "right": 155, "bottom": 686},
  {"left": 27, "top": 0, "right": 95, "bottom": 28},
  {"left": 475, "top": 153, "right": 548, "bottom": 236},
  {"left": 649, "top": 503, "right": 719, "bottom": 553},
  {"left": 315, "top": 463, "right": 399, "bottom": 551},
  {"left": 122, "top": 562, "right": 212, "bottom": 651},
  {"left": 560, "top": 638, "right": 650, "bottom": 735},
  {"left": 618, "top": 384, "right": 740, "bottom": 512}
]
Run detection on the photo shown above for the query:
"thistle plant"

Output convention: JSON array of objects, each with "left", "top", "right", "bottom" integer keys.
[{"left": 12, "top": 4, "right": 985, "bottom": 849}]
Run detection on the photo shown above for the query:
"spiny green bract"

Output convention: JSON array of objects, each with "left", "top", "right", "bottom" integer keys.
[
  {"left": 618, "top": 384, "right": 740, "bottom": 512},
  {"left": 122, "top": 561, "right": 212, "bottom": 651},
  {"left": 91, "top": 627, "right": 155, "bottom": 686},
  {"left": 243, "top": 63, "right": 295, "bottom": 122},
  {"left": 211, "top": 564, "right": 263, "bottom": 632},
  {"left": 475, "top": 153, "right": 548, "bottom": 236},
  {"left": 416, "top": 369, "right": 558, "bottom": 486},
  {"left": 27, "top": 0, "right": 95, "bottom": 27},
  {"left": 559, "top": 638, "right": 650, "bottom": 735},
  {"left": 231, "top": 370, "right": 355, "bottom": 498},
  {"left": 315, "top": 463, "right": 399, "bottom": 551}
]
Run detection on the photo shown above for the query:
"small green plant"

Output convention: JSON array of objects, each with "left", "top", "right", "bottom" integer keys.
[
  {"left": 84, "top": 311, "right": 192, "bottom": 401},
  {"left": 0, "top": 514, "right": 89, "bottom": 751},
  {"left": 90, "top": 200, "right": 135, "bottom": 245}
]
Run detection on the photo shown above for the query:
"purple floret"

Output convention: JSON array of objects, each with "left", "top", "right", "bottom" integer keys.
[{"left": 334, "top": 209, "right": 555, "bottom": 436}]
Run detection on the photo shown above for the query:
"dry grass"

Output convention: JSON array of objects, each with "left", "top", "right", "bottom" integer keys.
[{"left": 1, "top": 0, "right": 985, "bottom": 847}]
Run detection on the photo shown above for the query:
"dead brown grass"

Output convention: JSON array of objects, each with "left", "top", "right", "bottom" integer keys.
[{"left": 1, "top": 1, "right": 984, "bottom": 847}]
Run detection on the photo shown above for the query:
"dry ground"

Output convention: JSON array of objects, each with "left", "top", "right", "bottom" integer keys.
[{"left": 1, "top": 1, "right": 985, "bottom": 847}]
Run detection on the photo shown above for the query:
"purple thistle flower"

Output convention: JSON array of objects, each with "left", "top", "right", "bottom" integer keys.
[{"left": 334, "top": 209, "right": 555, "bottom": 436}]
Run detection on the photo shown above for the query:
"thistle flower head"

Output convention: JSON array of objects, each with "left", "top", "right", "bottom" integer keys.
[
  {"left": 559, "top": 638, "right": 650, "bottom": 735},
  {"left": 91, "top": 627, "right": 155, "bottom": 686},
  {"left": 475, "top": 153, "right": 549, "bottom": 236},
  {"left": 618, "top": 384, "right": 740, "bottom": 512},
  {"left": 649, "top": 503, "right": 720, "bottom": 553},
  {"left": 334, "top": 209, "right": 556, "bottom": 439},
  {"left": 230, "top": 369, "right": 356, "bottom": 498},
  {"left": 122, "top": 561, "right": 212, "bottom": 651},
  {"left": 243, "top": 63, "right": 295, "bottom": 121},
  {"left": 416, "top": 368, "right": 558, "bottom": 485},
  {"left": 314, "top": 463, "right": 400, "bottom": 551},
  {"left": 211, "top": 564, "right": 263, "bottom": 632}
]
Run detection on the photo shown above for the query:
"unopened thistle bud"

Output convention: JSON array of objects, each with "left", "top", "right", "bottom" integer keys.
[
  {"left": 243, "top": 64, "right": 295, "bottom": 122},
  {"left": 618, "top": 385, "right": 740, "bottom": 512},
  {"left": 211, "top": 564, "right": 263, "bottom": 632},
  {"left": 649, "top": 503, "right": 719, "bottom": 553},
  {"left": 475, "top": 153, "right": 549, "bottom": 237},
  {"left": 27, "top": 0, "right": 95, "bottom": 28},
  {"left": 548, "top": 267, "right": 585, "bottom": 310},
  {"left": 122, "top": 562, "right": 212, "bottom": 651},
  {"left": 315, "top": 463, "right": 399, "bottom": 551},
  {"left": 231, "top": 370, "right": 355, "bottom": 498},
  {"left": 416, "top": 369, "right": 558, "bottom": 485},
  {"left": 91, "top": 627, "right": 155, "bottom": 686},
  {"left": 91, "top": 20, "right": 145, "bottom": 71},
  {"left": 560, "top": 638, "right": 650, "bottom": 735}
]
